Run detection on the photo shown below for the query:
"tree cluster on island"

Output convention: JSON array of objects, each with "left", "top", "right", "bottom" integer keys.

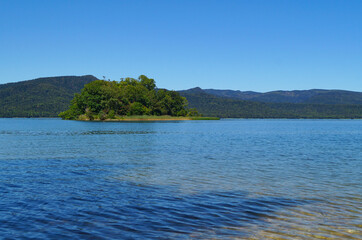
[{"left": 59, "top": 75, "right": 200, "bottom": 120}]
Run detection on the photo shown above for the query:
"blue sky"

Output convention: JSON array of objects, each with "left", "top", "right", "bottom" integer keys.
[{"left": 0, "top": 0, "right": 361, "bottom": 91}]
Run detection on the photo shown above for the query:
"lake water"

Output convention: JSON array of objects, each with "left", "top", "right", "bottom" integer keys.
[{"left": 0, "top": 118, "right": 361, "bottom": 239}]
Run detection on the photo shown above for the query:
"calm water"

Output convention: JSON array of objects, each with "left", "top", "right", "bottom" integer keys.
[{"left": 0, "top": 119, "right": 361, "bottom": 239}]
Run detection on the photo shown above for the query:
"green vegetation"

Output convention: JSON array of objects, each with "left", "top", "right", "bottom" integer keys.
[
  {"left": 59, "top": 75, "right": 202, "bottom": 120},
  {"left": 1, "top": 74, "right": 362, "bottom": 119},
  {"left": 0, "top": 75, "right": 97, "bottom": 117},
  {"left": 180, "top": 89, "right": 362, "bottom": 119}
]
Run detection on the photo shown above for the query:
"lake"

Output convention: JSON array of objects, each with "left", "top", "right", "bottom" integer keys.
[{"left": 0, "top": 118, "right": 361, "bottom": 239}]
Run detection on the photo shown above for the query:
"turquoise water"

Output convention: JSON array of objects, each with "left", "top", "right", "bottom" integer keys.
[{"left": 0, "top": 119, "right": 361, "bottom": 239}]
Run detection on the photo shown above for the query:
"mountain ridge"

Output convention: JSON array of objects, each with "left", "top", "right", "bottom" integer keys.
[
  {"left": 180, "top": 87, "right": 362, "bottom": 105},
  {"left": 179, "top": 89, "right": 362, "bottom": 118},
  {"left": 0, "top": 75, "right": 98, "bottom": 117},
  {"left": 1, "top": 75, "right": 362, "bottom": 118}
]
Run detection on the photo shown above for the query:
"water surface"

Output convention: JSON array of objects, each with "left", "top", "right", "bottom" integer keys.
[{"left": 0, "top": 119, "right": 361, "bottom": 239}]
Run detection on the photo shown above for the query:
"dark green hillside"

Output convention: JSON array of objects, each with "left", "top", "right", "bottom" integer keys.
[
  {"left": 202, "top": 88, "right": 362, "bottom": 104},
  {"left": 203, "top": 89, "right": 262, "bottom": 100},
  {"left": 0, "top": 75, "right": 98, "bottom": 117},
  {"left": 180, "top": 89, "right": 362, "bottom": 118},
  {"left": 306, "top": 90, "right": 362, "bottom": 104},
  {"left": 2, "top": 75, "right": 362, "bottom": 119}
]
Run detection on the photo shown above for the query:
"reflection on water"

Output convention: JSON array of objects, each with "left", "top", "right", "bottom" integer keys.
[
  {"left": 0, "top": 118, "right": 361, "bottom": 239},
  {"left": 79, "top": 130, "right": 156, "bottom": 135},
  {"left": 0, "top": 130, "right": 155, "bottom": 136}
]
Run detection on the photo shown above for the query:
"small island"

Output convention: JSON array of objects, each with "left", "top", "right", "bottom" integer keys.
[{"left": 59, "top": 75, "right": 219, "bottom": 121}]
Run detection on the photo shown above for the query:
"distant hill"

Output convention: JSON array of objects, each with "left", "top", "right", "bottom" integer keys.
[
  {"left": 179, "top": 88, "right": 362, "bottom": 118},
  {"left": 1, "top": 76, "right": 362, "bottom": 118},
  {"left": 0, "top": 75, "right": 98, "bottom": 117},
  {"left": 202, "top": 88, "right": 362, "bottom": 104}
]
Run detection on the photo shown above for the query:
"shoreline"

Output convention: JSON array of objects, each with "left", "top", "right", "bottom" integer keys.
[
  {"left": 75, "top": 116, "right": 220, "bottom": 121},
  {"left": 2, "top": 116, "right": 361, "bottom": 120}
]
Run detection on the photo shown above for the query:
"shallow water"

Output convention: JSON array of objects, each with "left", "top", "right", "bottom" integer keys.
[{"left": 0, "top": 118, "right": 361, "bottom": 239}]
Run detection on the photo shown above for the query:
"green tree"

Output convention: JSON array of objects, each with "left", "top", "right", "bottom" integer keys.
[
  {"left": 59, "top": 75, "right": 196, "bottom": 120},
  {"left": 138, "top": 75, "right": 156, "bottom": 91}
]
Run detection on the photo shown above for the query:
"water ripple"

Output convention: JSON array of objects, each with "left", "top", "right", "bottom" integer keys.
[
  {"left": 0, "top": 130, "right": 156, "bottom": 136},
  {"left": 0, "top": 119, "right": 361, "bottom": 239}
]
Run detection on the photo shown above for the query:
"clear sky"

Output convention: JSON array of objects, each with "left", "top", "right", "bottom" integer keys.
[{"left": 0, "top": 0, "right": 361, "bottom": 92}]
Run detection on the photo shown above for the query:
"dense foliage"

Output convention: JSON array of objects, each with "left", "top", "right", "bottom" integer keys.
[
  {"left": 179, "top": 88, "right": 362, "bottom": 119},
  {"left": 0, "top": 75, "right": 97, "bottom": 117},
  {"left": 59, "top": 75, "right": 195, "bottom": 120}
]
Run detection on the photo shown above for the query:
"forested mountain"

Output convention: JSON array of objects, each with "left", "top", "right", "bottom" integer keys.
[
  {"left": 0, "top": 75, "right": 97, "bottom": 117},
  {"left": 202, "top": 88, "right": 362, "bottom": 104},
  {"left": 1, "top": 75, "right": 362, "bottom": 118},
  {"left": 179, "top": 88, "right": 362, "bottom": 118}
]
